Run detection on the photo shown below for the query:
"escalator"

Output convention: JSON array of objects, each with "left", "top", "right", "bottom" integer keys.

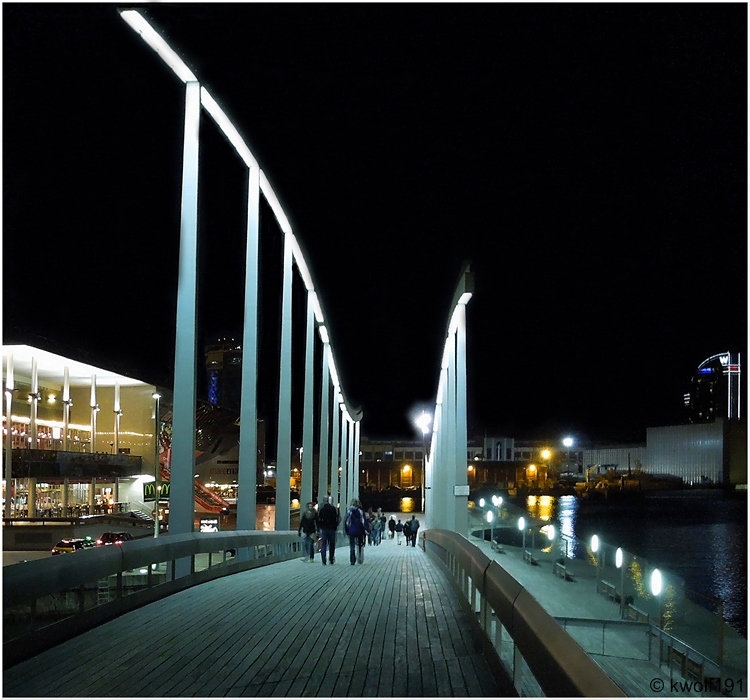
[{"left": 159, "top": 447, "right": 231, "bottom": 514}]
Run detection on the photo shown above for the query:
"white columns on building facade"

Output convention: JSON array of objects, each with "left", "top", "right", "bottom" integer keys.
[
  {"left": 4, "top": 352, "right": 14, "bottom": 517},
  {"left": 89, "top": 374, "right": 97, "bottom": 454},
  {"left": 30, "top": 357, "right": 39, "bottom": 449},
  {"left": 113, "top": 382, "right": 121, "bottom": 454}
]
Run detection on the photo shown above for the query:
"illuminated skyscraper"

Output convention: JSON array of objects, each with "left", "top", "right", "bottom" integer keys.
[
  {"left": 204, "top": 338, "right": 243, "bottom": 413},
  {"left": 684, "top": 351, "right": 741, "bottom": 423}
]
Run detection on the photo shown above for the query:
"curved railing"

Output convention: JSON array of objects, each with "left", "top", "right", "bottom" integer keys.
[
  {"left": 423, "top": 528, "right": 626, "bottom": 697},
  {"left": 3, "top": 530, "right": 301, "bottom": 669}
]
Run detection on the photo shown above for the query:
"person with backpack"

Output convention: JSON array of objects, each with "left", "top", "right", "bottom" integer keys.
[
  {"left": 317, "top": 496, "right": 340, "bottom": 565},
  {"left": 344, "top": 498, "right": 369, "bottom": 565},
  {"left": 403, "top": 517, "right": 413, "bottom": 546},
  {"left": 298, "top": 501, "right": 319, "bottom": 563},
  {"left": 395, "top": 518, "right": 404, "bottom": 545}
]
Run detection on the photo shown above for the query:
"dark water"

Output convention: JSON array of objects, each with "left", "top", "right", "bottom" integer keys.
[{"left": 522, "top": 490, "right": 747, "bottom": 637}]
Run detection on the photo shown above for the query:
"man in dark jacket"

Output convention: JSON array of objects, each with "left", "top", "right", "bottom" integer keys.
[
  {"left": 409, "top": 515, "right": 420, "bottom": 547},
  {"left": 344, "top": 498, "right": 369, "bottom": 565},
  {"left": 317, "top": 496, "right": 340, "bottom": 565},
  {"left": 298, "top": 502, "right": 318, "bottom": 562}
]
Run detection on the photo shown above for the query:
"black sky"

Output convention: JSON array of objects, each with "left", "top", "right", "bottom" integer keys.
[{"left": 3, "top": 3, "right": 747, "bottom": 446}]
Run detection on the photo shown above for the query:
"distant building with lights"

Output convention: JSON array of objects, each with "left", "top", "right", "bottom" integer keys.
[
  {"left": 204, "top": 337, "right": 243, "bottom": 412},
  {"left": 683, "top": 351, "right": 741, "bottom": 424}
]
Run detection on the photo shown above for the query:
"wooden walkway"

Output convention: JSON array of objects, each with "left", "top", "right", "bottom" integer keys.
[{"left": 3, "top": 538, "right": 512, "bottom": 697}]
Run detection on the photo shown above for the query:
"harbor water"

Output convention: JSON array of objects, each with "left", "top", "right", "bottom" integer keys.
[{"left": 519, "top": 489, "right": 747, "bottom": 637}]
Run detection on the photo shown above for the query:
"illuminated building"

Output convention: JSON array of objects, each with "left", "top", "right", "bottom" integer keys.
[{"left": 684, "top": 351, "right": 741, "bottom": 423}]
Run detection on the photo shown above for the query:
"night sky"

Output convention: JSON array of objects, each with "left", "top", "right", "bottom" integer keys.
[{"left": 3, "top": 4, "right": 747, "bottom": 448}]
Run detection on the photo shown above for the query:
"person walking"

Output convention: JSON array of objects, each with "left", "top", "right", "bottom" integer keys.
[
  {"left": 345, "top": 498, "right": 369, "bottom": 565},
  {"left": 298, "top": 501, "right": 318, "bottom": 563},
  {"left": 388, "top": 515, "right": 396, "bottom": 540},
  {"left": 395, "top": 518, "right": 404, "bottom": 545},
  {"left": 317, "top": 496, "right": 340, "bottom": 565},
  {"left": 409, "top": 515, "right": 420, "bottom": 547},
  {"left": 372, "top": 513, "right": 383, "bottom": 545}
]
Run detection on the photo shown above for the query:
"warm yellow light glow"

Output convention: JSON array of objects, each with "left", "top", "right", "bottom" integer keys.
[
  {"left": 402, "top": 464, "right": 411, "bottom": 473},
  {"left": 528, "top": 464, "right": 536, "bottom": 472},
  {"left": 467, "top": 465, "right": 474, "bottom": 472},
  {"left": 540, "top": 449, "right": 552, "bottom": 460}
]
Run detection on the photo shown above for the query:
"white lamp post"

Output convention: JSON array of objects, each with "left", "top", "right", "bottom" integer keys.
[
  {"left": 485, "top": 509, "right": 494, "bottom": 542},
  {"left": 591, "top": 534, "right": 600, "bottom": 589},
  {"left": 616, "top": 547, "right": 625, "bottom": 617},
  {"left": 518, "top": 516, "right": 526, "bottom": 550},
  {"left": 562, "top": 436, "right": 574, "bottom": 472},
  {"left": 651, "top": 568, "right": 663, "bottom": 629}
]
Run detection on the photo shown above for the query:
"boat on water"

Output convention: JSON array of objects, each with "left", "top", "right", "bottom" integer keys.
[{"left": 574, "top": 466, "right": 683, "bottom": 501}]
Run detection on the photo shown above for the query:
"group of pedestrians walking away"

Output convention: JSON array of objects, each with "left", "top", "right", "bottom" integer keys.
[{"left": 297, "top": 497, "right": 420, "bottom": 566}]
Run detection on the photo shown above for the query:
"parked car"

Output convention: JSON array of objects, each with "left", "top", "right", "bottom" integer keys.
[
  {"left": 96, "top": 531, "right": 134, "bottom": 546},
  {"left": 51, "top": 537, "right": 95, "bottom": 555}
]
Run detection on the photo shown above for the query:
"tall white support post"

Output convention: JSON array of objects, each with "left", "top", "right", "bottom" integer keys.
[
  {"left": 437, "top": 366, "right": 450, "bottom": 529},
  {"left": 89, "top": 374, "right": 97, "bottom": 454},
  {"left": 340, "top": 408, "right": 348, "bottom": 515},
  {"left": 317, "top": 343, "right": 330, "bottom": 504},
  {"left": 453, "top": 303, "right": 469, "bottom": 533},
  {"left": 275, "top": 232, "right": 294, "bottom": 531},
  {"left": 446, "top": 335, "right": 458, "bottom": 530},
  {"left": 30, "top": 357, "right": 39, "bottom": 449},
  {"left": 353, "top": 420, "right": 361, "bottom": 501},
  {"left": 301, "top": 294, "right": 315, "bottom": 506},
  {"left": 237, "top": 165, "right": 260, "bottom": 532},
  {"left": 62, "top": 367, "right": 71, "bottom": 452},
  {"left": 348, "top": 418, "right": 355, "bottom": 502},
  {"left": 330, "top": 392, "right": 340, "bottom": 516},
  {"left": 169, "top": 79, "right": 201, "bottom": 546},
  {"left": 4, "top": 353, "right": 14, "bottom": 517}
]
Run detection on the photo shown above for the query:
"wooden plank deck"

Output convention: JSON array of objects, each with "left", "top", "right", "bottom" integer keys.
[{"left": 2, "top": 539, "right": 512, "bottom": 697}]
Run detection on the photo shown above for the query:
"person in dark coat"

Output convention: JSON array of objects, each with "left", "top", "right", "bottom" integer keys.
[
  {"left": 345, "top": 498, "right": 370, "bottom": 565},
  {"left": 298, "top": 502, "right": 318, "bottom": 562},
  {"left": 408, "top": 515, "right": 420, "bottom": 547},
  {"left": 317, "top": 496, "right": 340, "bottom": 565},
  {"left": 388, "top": 515, "right": 396, "bottom": 540}
]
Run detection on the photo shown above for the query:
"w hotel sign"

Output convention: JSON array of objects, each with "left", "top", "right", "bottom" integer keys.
[{"left": 143, "top": 481, "right": 170, "bottom": 502}]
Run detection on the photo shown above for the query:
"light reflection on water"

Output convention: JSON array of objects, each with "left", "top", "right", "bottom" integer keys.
[{"left": 523, "top": 491, "right": 746, "bottom": 635}]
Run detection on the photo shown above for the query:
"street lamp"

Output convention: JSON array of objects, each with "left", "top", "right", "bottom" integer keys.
[
  {"left": 562, "top": 436, "right": 574, "bottom": 472},
  {"left": 415, "top": 411, "right": 431, "bottom": 513},
  {"left": 152, "top": 392, "right": 161, "bottom": 539},
  {"left": 616, "top": 547, "right": 626, "bottom": 618},
  {"left": 485, "top": 509, "right": 494, "bottom": 542},
  {"left": 591, "top": 534, "right": 600, "bottom": 589},
  {"left": 651, "top": 568, "right": 663, "bottom": 629},
  {"left": 518, "top": 516, "right": 526, "bottom": 550}
]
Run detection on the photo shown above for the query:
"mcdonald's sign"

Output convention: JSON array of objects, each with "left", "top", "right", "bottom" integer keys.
[{"left": 143, "top": 480, "right": 170, "bottom": 502}]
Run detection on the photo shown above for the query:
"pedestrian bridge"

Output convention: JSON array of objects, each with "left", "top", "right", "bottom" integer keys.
[{"left": 3, "top": 527, "right": 623, "bottom": 697}]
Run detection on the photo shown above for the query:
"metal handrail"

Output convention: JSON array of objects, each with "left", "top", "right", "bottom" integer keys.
[
  {"left": 423, "top": 528, "right": 626, "bottom": 697},
  {"left": 3, "top": 530, "right": 301, "bottom": 668}
]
